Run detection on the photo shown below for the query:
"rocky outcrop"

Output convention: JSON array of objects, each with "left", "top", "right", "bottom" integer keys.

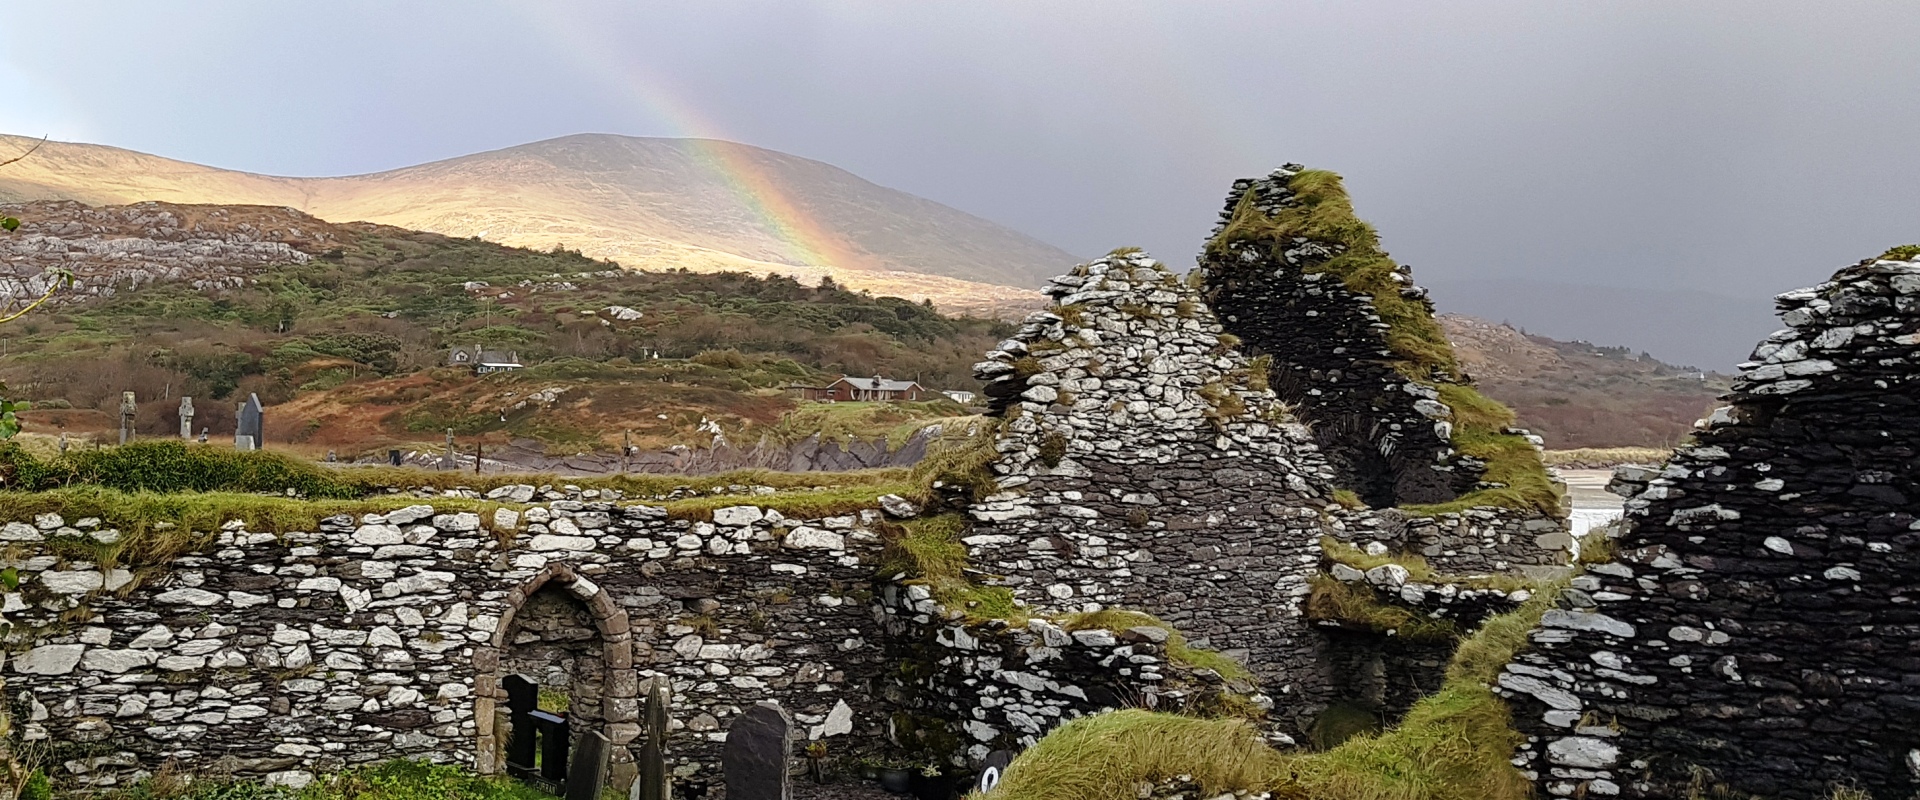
[
  {"left": 1497, "top": 256, "right": 1920, "bottom": 798},
  {"left": 965, "top": 251, "right": 1343, "bottom": 730},
  {"left": 0, "top": 201, "right": 332, "bottom": 306}
]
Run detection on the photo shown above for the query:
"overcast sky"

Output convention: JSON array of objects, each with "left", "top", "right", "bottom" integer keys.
[{"left": 5, "top": 1, "right": 1918, "bottom": 367}]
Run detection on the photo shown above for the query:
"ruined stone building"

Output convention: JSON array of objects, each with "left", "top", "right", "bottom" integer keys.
[{"left": 1498, "top": 255, "right": 1920, "bottom": 798}]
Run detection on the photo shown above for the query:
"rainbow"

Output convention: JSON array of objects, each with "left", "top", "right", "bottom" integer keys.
[{"left": 506, "top": 6, "right": 871, "bottom": 275}]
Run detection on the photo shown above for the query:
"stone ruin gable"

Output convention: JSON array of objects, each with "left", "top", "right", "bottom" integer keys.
[
  {"left": 966, "top": 251, "right": 1344, "bottom": 722},
  {"left": 1495, "top": 257, "right": 1920, "bottom": 799},
  {"left": 1, "top": 497, "right": 912, "bottom": 797},
  {"left": 1195, "top": 165, "right": 1482, "bottom": 508},
  {"left": 878, "top": 586, "right": 1270, "bottom": 764}
]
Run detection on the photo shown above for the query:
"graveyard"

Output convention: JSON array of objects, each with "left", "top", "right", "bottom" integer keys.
[{"left": 1, "top": 166, "right": 1917, "bottom": 800}]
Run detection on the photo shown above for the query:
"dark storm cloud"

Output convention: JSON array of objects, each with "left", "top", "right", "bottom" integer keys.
[{"left": 5, "top": 1, "right": 1918, "bottom": 367}]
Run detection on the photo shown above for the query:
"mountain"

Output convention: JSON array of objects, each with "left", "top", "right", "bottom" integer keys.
[
  {"left": 1439, "top": 313, "right": 1733, "bottom": 449},
  {"left": 1423, "top": 278, "right": 1780, "bottom": 372},
  {"left": 0, "top": 133, "right": 1071, "bottom": 314}
]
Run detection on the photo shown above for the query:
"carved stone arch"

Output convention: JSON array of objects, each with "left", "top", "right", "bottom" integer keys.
[{"left": 475, "top": 562, "right": 638, "bottom": 791}]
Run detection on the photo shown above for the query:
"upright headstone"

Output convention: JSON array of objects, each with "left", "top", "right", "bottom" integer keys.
[
  {"left": 443, "top": 428, "right": 456, "bottom": 470},
  {"left": 57, "top": 432, "right": 68, "bottom": 454},
  {"left": 388, "top": 449, "right": 403, "bottom": 467},
  {"left": 118, "top": 391, "right": 136, "bottom": 445},
  {"left": 564, "top": 730, "right": 611, "bottom": 800},
  {"left": 197, "top": 428, "right": 208, "bottom": 444},
  {"left": 977, "top": 750, "right": 1017, "bottom": 794},
  {"left": 722, "top": 703, "right": 793, "bottom": 800},
  {"left": 178, "top": 397, "right": 194, "bottom": 440},
  {"left": 236, "top": 393, "right": 264, "bottom": 450},
  {"left": 636, "top": 679, "right": 670, "bottom": 800}
]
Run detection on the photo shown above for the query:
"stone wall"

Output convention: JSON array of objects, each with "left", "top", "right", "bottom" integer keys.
[
  {"left": 1497, "top": 257, "right": 1920, "bottom": 798},
  {"left": 2, "top": 492, "right": 909, "bottom": 797},
  {"left": 966, "top": 252, "right": 1343, "bottom": 730},
  {"left": 1337, "top": 507, "right": 1576, "bottom": 575},
  {"left": 1196, "top": 166, "right": 1476, "bottom": 508}
]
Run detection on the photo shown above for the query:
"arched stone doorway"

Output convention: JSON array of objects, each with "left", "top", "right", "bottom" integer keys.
[{"left": 475, "top": 563, "right": 639, "bottom": 793}]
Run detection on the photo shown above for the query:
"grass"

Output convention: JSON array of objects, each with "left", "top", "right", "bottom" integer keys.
[
  {"left": 905, "top": 417, "right": 1003, "bottom": 503},
  {"left": 976, "top": 593, "right": 1558, "bottom": 800},
  {"left": 765, "top": 400, "right": 969, "bottom": 451},
  {"left": 1202, "top": 168, "right": 1556, "bottom": 516},
  {"left": 0, "top": 439, "right": 912, "bottom": 500},
  {"left": 1542, "top": 447, "right": 1669, "bottom": 467},
  {"left": 880, "top": 513, "right": 1025, "bottom": 623},
  {"left": 94, "top": 759, "right": 551, "bottom": 800},
  {"left": 1306, "top": 576, "right": 1460, "bottom": 643},
  {"left": 659, "top": 481, "right": 913, "bottom": 522},
  {"left": 1877, "top": 243, "right": 1920, "bottom": 262}
]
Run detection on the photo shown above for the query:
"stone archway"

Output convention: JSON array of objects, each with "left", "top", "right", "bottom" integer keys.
[{"left": 475, "top": 563, "right": 639, "bottom": 792}]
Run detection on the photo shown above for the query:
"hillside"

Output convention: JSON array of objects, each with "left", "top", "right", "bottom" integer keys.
[
  {"left": 0, "top": 133, "right": 1068, "bottom": 314},
  {"left": 1439, "top": 313, "right": 1731, "bottom": 448},
  {"left": 0, "top": 199, "right": 999, "bottom": 462}
]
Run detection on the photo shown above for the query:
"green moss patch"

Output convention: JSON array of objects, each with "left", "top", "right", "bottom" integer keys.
[
  {"left": 1877, "top": 243, "right": 1920, "bottom": 262},
  {"left": 977, "top": 593, "right": 1557, "bottom": 800},
  {"left": 1055, "top": 609, "right": 1253, "bottom": 683}
]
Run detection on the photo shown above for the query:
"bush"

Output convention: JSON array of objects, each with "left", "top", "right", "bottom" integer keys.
[{"left": 0, "top": 441, "right": 360, "bottom": 498}]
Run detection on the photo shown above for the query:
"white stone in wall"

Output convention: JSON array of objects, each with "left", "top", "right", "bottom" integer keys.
[
  {"left": 433, "top": 512, "right": 482, "bottom": 532},
  {"left": 353, "top": 524, "right": 405, "bottom": 546},
  {"left": 1547, "top": 736, "right": 1620, "bottom": 768},
  {"left": 385, "top": 505, "right": 435, "bottom": 525},
  {"left": 492, "top": 508, "right": 520, "bottom": 531},
  {"left": 13, "top": 644, "right": 85, "bottom": 675},
  {"left": 128, "top": 625, "right": 174, "bottom": 649},
  {"left": 1, "top": 521, "right": 43, "bottom": 541},
  {"left": 80, "top": 649, "right": 158, "bottom": 674},
  {"left": 297, "top": 577, "right": 342, "bottom": 592},
  {"left": 229, "top": 591, "right": 272, "bottom": 608},
  {"left": 713, "top": 506, "right": 765, "bottom": 526},
  {"left": 38, "top": 570, "right": 104, "bottom": 595},
  {"left": 783, "top": 526, "right": 845, "bottom": 550},
  {"left": 155, "top": 587, "right": 223, "bottom": 606},
  {"left": 530, "top": 534, "right": 596, "bottom": 552}
]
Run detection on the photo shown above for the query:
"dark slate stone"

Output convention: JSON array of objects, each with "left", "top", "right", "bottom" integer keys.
[{"left": 722, "top": 704, "right": 792, "bottom": 800}]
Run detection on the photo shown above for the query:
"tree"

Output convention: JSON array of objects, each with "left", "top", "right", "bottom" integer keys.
[{"left": 0, "top": 136, "right": 67, "bottom": 439}]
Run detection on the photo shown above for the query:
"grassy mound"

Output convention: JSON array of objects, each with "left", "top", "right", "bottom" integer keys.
[
  {"left": 93, "top": 759, "right": 548, "bottom": 800},
  {"left": 976, "top": 594, "right": 1557, "bottom": 800}
]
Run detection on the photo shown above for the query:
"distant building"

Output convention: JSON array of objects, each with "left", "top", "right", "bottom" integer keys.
[
  {"left": 448, "top": 345, "right": 524, "bottom": 375},
  {"left": 790, "top": 374, "right": 929, "bottom": 402},
  {"left": 940, "top": 389, "right": 977, "bottom": 405}
]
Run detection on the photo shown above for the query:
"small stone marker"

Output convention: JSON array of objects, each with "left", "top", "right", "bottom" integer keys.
[
  {"left": 723, "top": 703, "right": 793, "bottom": 800},
  {"left": 978, "top": 749, "right": 1017, "bottom": 794},
  {"left": 178, "top": 397, "right": 195, "bottom": 440},
  {"left": 564, "top": 730, "right": 610, "bottom": 800},
  {"left": 236, "top": 393, "right": 264, "bottom": 450},
  {"left": 57, "top": 432, "right": 68, "bottom": 453},
  {"left": 388, "top": 449, "right": 403, "bottom": 467},
  {"left": 118, "top": 391, "right": 136, "bottom": 445}
]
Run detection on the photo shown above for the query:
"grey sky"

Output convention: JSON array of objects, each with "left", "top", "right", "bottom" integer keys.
[{"left": 5, "top": 1, "right": 1919, "bottom": 367}]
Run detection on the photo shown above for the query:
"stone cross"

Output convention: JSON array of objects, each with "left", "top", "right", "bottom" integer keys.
[
  {"left": 118, "top": 391, "right": 136, "bottom": 445},
  {"left": 722, "top": 703, "right": 793, "bottom": 800},
  {"left": 178, "top": 397, "right": 195, "bottom": 440},
  {"left": 235, "top": 393, "right": 264, "bottom": 451},
  {"left": 636, "top": 679, "right": 670, "bottom": 800},
  {"left": 443, "top": 428, "right": 456, "bottom": 469}
]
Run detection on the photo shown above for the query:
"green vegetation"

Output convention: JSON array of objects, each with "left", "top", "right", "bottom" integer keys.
[
  {"left": 977, "top": 593, "right": 1559, "bottom": 800},
  {"left": 1203, "top": 168, "right": 1557, "bottom": 516},
  {"left": 1306, "top": 576, "right": 1459, "bottom": 642},
  {"left": 880, "top": 513, "right": 1023, "bottom": 623},
  {"left": 766, "top": 400, "right": 968, "bottom": 450},
  {"left": 1877, "top": 243, "right": 1920, "bottom": 262},
  {"left": 1541, "top": 446, "right": 1670, "bottom": 467},
  {"left": 1319, "top": 538, "right": 1537, "bottom": 594},
  {"left": 96, "top": 760, "right": 549, "bottom": 800},
  {"left": 905, "top": 417, "right": 1003, "bottom": 503},
  {"left": 1403, "top": 385, "right": 1561, "bottom": 515},
  {"left": 1, "top": 224, "right": 1011, "bottom": 454}
]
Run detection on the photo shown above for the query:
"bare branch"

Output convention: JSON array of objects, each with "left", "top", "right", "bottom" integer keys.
[{"left": 0, "top": 136, "right": 49, "bottom": 169}]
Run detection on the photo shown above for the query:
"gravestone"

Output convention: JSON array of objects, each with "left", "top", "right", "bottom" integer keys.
[
  {"left": 236, "top": 393, "right": 264, "bottom": 450},
  {"left": 722, "top": 703, "right": 793, "bottom": 800},
  {"left": 636, "top": 679, "right": 670, "bottom": 800},
  {"left": 388, "top": 449, "right": 403, "bottom": 467},
  {"left": 443, "top": 428, "right": 456, "bottom": 469},
  {"left": 178, "top": 397, "right": 194, "bottom": 440},
  {"left": 57, "top": 432, "right": 67, "bottom": 454},
  {"left": 977, "top": 750, "right": 1017, "bottom": 794},
  {"left": 118, "top": 391, "right": 136, "bottom": 445},
  {"left": 564, "top": 731, "right": 610, "bottom": 800}
]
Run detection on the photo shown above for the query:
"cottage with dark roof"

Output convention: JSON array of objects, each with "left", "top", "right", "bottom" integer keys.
[
  {"left": 448, "top": 344, "right": 524, "bottom": 375},
  {"left": 791, "top": 374, "right": 928, "bottom": 402}
]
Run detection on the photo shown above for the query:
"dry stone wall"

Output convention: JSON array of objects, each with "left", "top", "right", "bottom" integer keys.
[
  {"left": 1497, "top": 257, "right": 1920, "bottom": 799},
  {"left": 1196, "top": 167, "right": 1475, "bottom": 508},
  {"left": 966, "top": 252, "right": 1343, "bottom": 729},
  {"left": 1, "top": 491, "right": 909, "bottom": 798}
]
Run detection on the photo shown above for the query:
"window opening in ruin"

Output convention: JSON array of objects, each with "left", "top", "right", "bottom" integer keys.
[{"left": 502, "top": 585, "right": 610, "bottom": 795}]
